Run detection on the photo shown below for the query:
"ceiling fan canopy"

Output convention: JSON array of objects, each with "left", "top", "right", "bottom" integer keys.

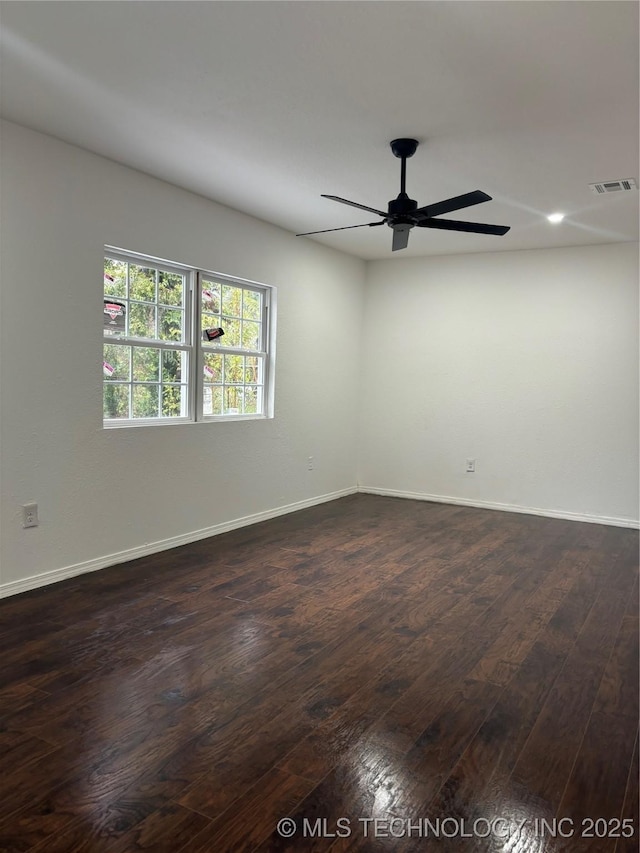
[{"left": 297, "top": 139, "right": 510, "bottom": 252}]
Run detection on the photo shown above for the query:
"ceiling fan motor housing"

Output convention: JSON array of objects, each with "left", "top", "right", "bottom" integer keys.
[
  {"left": 388, "top": 194, "right": 418, "bottom": 225},
  {"left": 390, "top": 138, "right": 419, "bottom": 159}
]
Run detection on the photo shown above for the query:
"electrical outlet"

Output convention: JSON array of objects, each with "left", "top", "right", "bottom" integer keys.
[
  {"left": 22, "top": 502, "right": 39, "bottom": 528},
  {"left": 466, "top": 458, "right": 476, "bottom": 473},
  {"left": 307, "top": 456, "right": 314, "bottom": 471}
]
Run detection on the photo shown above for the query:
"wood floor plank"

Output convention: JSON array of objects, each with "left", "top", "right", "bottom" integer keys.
[
  {"left": 0, "top": 730, "right": 58, "bottom": 768},
  {"left": 404, "top": 677, "right": 503, "bottom": 803},
  {"left": 0, "top": 744, "right": 110, "bottom": 846},
  {"left": 182, "top": 767, "right": 316, "bottom": 852},
  {"left": 468, "top": 550, "right": 584, "bottom": 686},
  {"left": 26, "top": 797, "right": 210, "bottom": 853},
  {"left": 614, "top": 730, "right": 639, "bottom": 853},
  {"left": 278, "top": 632, "right": 436, "bottom": 781},
  {"left": 425, "top": 637, "right": 573, "bottom": 846},
  {"left": 504, "top": 583, "right": 629, "bottom": 818},
  {"left": 555, "top": 709, "right": 638, "bottom": 852},
  {"left": 592, "top": 614, "right": 639, "bottom": 720},
  {"left": 0, "top": 683, "right": 50, "bottom": 720}
]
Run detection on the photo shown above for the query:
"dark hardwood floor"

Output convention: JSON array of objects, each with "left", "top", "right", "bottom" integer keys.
[{"left": 0, "top": 494, "right": 637, "bottom": 852}]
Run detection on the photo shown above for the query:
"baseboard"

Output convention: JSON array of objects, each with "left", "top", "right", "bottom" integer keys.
[
  {"left": 358, "top": 486, "right": 640, "bottom": 530},
  {"left": 0, "top": 486, "right": 357, "bottom": 599}
]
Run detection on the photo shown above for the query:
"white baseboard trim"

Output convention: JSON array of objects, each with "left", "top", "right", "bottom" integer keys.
[
  {"left": 358, "top": 486, "right": 640, "bottom": 530},
  {"left": 0, "top": 486, "right": 357, "bottom": 600}
]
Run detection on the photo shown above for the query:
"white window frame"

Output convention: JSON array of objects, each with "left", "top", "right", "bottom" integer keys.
[{"left": 103, "top": 247, "right": 275, "bottom": 427}]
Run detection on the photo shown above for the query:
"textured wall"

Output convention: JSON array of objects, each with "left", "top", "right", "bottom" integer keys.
[{"left": 359, "top": 243, "right": 639, "bottom": 525}]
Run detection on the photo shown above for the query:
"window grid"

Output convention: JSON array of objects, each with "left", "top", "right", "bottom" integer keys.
[
  {"left": 104, "top": 250, "right": 272, "bottom": 425},
  {"left": 104, "top": 253, "right": 191, "bottom": 423},
  {"left": 198, "top": 274, "right": 268, "bottom": 420}
]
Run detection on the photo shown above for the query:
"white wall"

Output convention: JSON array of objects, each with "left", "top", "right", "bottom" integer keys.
[
  {"left": 0, "top": 120, "right": 366, "bottom": 595},
  {"left": 358, "top": 243, "right": 639, "bottom": 526}
]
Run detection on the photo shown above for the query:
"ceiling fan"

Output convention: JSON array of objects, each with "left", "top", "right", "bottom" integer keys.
[{"left": 296, "top": 138, "right": 510, "bottom": 252}]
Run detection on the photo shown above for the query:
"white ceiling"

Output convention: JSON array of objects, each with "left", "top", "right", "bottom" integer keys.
[{"left": 1, "top": 1, "right": 638, "bottom": 260}]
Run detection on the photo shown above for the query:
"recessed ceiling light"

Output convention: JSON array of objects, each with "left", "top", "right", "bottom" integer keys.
[{"left": 547, "top": 213, "right": 565, "bottom": 223}]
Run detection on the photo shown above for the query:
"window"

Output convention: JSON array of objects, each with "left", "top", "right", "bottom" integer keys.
[
  {"left": 103, "top": 249, "right": 274, "bottom": 426},
  {"left": 199, "top": 275, "right": 268, "bottom": 417}
]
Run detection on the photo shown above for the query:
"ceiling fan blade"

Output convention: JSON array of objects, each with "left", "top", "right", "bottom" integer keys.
[
  {"left": 392, "top": 224, "right": 411, "bottom": 251},
  {"left": 417, "top": 218, "right": 510, "bottom": 235},
  {"left": 414, "top": 190, "right": 492, "bottom": 220},
  {"left": 321, "top": 195, "right": 388, "bottom": 217},
  {"left": 296, "top": 221, "right": 385, "bottom": 237}
]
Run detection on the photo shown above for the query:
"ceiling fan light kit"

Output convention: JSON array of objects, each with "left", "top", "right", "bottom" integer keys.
[{"left": 296, "top": 138, "right": 511, "bottom": 252}]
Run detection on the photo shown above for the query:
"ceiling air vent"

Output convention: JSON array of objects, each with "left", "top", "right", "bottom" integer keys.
[{"left": 588, "top": 178, "right": 637, "bottom": 195}]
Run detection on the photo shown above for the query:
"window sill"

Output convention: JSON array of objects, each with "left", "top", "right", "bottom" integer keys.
[
  {"left": 104, "top": 417, "right": 193, "bottom": 429},
  {"left": 103, "top": 414, "right": 272, "bottom": 429}
]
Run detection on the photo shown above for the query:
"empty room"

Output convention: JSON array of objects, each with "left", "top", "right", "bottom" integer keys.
[{"left": 0, "top": 2, "right": 638, "bottom": 852}]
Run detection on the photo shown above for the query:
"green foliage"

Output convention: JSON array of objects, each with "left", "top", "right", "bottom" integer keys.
[
  {"left": 159, "top": 271, "right": 182, "bottom": 306},
  {"left": 133, "top": 347, "right": 159, "bottom": 382},
  {"left": 162, "top": 385, "right": 182, "bottom": 417},
  {"left": 133, "top": 385, "right": 159, "bottom": 418},
  {"left": 130, "top": 303, "right": 156, "bottom": 338},
  {"left": 129, "top": 264, "right": 155, "bottom": 302},
  {"left": 162, "top": 350, "right": 183, "bottom": 383},
  {"left": 242, "top": 289, "right": 260, "bottom": 320},
  {"left": 159, "top": 308, "right": 182, "bottom": 341},
  {"left": 104, "top": 258, "right": 126, "bottom": 298},
  {"left": 103, "top": 383, "right": 128, "bottom": 419}
]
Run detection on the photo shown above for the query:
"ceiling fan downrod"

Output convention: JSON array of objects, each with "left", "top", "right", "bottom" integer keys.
[
  {"left": 388, "top": 139, "right": 419, "bottom": 221},
  {"left": 390, "top": 138, "right": 419, "bottom": 197}
]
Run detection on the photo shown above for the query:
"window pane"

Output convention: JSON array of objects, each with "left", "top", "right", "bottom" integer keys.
[
  {"left": 159, "top": 307, "right": 183, "bottom": 342},
  {"left": 129, "top": 303, "right": 156, "bottom": 338},
  {"left": 221, "top": 317, "right": 241, "bottom": 347},
  {"left": 222, "top": 284, "right": 242, "bottom": 318},
  {"left": 203, "top": 385, "right": 223, "bottom": 416},
  {"left": 158, "top": 271, "right": 183, "bottom": 307},
  {"left": 132, "top": 385, "right": 159, "bottom": 418},
  {"left": 224, "top": 386, "right": 242, "bottom": 415},
  {"left": 162, "top": 385, "right": 186, "bottom": 417},
  {"left": 201, "top": 313, "right": 222, "bottom": 340},
  {"left": 244, "top": 356, "right": 259, "bottom": 384},
  {"left": 242, "top": 320, "right": 261, "bottom": 350},
  {"left": 203, "top": 352, "right": 223, "bottom": 382},
  {"left": 224, "top": 354, "right": 243, "bottom": 384},
  {"left": 242, "top": 289, "right": 261, "bottom": 320},
  {"left": 103, "top": 344, "right": 131, "bottom": 381},
  {"left": 129, "top": 264, "right": 156, "bottom": 302},
  {"left": 162, "top": 349, "right": 185, "bottom": 383},
  {"left": 104, "top": 299, "right": 126, "bottom": 337},
  {"left": 132, "top": 347, "right": 159, "bottom": 382},
  {"left": 244, "top": 387, "right": 258, "bottom": 414},
  {"left": 201, "top": 282, "right": 220, "bottom": 314},
  {"left": 104, "top": 259, "right": 127, "bottom": 299},
  {"left": 104, "top": 384, "right": 129, "bottom": 419}
]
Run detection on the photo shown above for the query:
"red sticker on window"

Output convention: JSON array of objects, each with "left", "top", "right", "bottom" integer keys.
[{"left": 104, "top": 299, "right": 126, "bottom": 332}]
